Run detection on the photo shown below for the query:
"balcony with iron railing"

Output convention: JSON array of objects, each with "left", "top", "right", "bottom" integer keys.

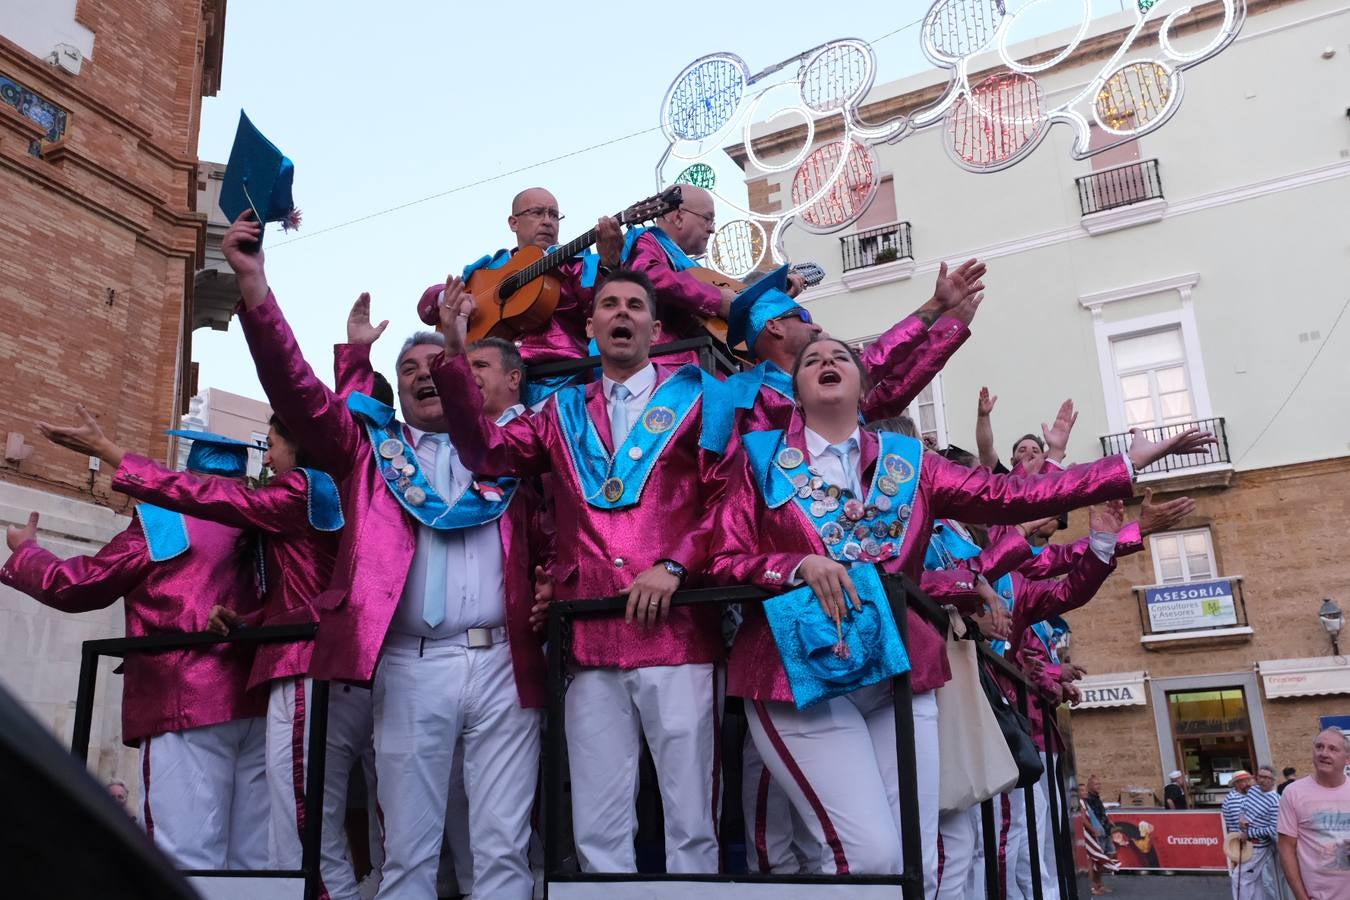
[
  {"left": 1076, "top": 158, "right": 1164, "bottom": 215},
  {"left": 840, "top": 221, "right": 913, "bottom": 273},
  {"left": 1100, "top": 416, "right": 1233, "bottom": 484}
]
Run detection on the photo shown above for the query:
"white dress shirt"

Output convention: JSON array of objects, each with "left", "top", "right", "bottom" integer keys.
[
  {"left": 391, "top": 408, "right": 519, "bottom": 639},
  {"left": 601, "top": 364, "right": 657, "bottom": 447},
  {"left": 804, "top": 425, "right": 862, "bottom": 497}
]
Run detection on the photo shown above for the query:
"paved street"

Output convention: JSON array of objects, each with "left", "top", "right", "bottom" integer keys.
[{"left": 1079, "top": 872, "right": 1231, "bottom": 900}]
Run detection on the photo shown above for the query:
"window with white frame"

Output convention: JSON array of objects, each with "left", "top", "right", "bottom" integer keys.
[
  {"left": 1110, "top": 327, "right": 1196, "bottom": 429},
  {"left": 1150, "top": 527, "right": 1218, "bottom": 585},
  {"left": 906, "top": 380, "right": 947, "bottom": 448}
]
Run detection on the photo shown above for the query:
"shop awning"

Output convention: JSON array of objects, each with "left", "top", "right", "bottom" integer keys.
[
  {"left": 1259, "top": 656, "right": 1350, "bottom": 698},
  {"left": 1072, "top": 671, "right": 1148, "bottom": 709}
]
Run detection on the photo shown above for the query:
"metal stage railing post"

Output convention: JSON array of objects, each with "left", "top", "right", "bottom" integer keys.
[
  {"left": 1041, "top": 711, "right": 1066, "bottom": 900},
  {"left": 302, "top": 679, "right": 331, "bottom": 900},
  {"left": 71, "top": 644, "right": 98, "bottom": 763},
  {"left": 544, "top": 600, "right": 570, "bottom": 878},
  {"left": 981, "top": 798, "right": 999, "bottom": 900},
  {"left": 890, "top": 584, "right": 924, "bottom": 900},
  {"left": 1017, "top": 682, "right": 1044, "bottom": 900}
]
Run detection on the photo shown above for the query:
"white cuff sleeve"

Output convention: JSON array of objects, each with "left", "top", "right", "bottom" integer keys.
[{"left": 1089, "top": 530, "right": 1119, "bottom": 563}]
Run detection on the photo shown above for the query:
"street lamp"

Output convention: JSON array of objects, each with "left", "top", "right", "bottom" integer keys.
[{"left": 1318, "top": 598, "right": 1343, "bottom": 655}]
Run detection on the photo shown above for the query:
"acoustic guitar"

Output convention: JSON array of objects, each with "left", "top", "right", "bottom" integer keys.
[
  {"left": 461, "top": 187, "right": 684, "bottom": 343},
  {"left": 685, "top": 261, "right": 827, "bottom": 346}
]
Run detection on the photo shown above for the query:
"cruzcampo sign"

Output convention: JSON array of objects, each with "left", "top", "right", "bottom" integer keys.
[{"left": 1145, "top": 580, "right": 1238, "bottom": 633}]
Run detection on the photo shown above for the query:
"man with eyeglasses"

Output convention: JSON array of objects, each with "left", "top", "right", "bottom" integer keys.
[
  {"left": 620, "top": 185, "right": 766, "bottom": 365},
  {"left": 419, "top": 187, "right": 624, "bottom": 391}
]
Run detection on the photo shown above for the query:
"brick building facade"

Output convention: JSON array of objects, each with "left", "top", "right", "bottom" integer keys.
[{"left": 0, "top": 0, "right": 227, "bottom": 786}]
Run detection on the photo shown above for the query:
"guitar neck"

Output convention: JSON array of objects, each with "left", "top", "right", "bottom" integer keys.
[{"left": 515, "top": 228, "right": 600, "bottom": 285}]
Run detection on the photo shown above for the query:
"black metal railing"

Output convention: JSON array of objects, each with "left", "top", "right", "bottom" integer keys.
[
  {"left": 1099, "top": 416, "right": 1230, "bottom": 476},
  {"left": 1076, "top": 159, "right": 1163, "bottom": 215},
  {"left": 1134, "top": 575, "right": 1249, "bottom": 638},
  {"left": 72, "top": 625, "right": 328, "bottom": 900},
  {"left": 840, "top": 222, "right": 914, "bottom": 273},
  {"left": 544, "top": 573, "right": 1079, "bottom": 900}
]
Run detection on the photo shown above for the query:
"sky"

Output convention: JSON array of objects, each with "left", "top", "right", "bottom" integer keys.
[{"left": 193, "top": 0, "right": 1119, "bottom": 403}]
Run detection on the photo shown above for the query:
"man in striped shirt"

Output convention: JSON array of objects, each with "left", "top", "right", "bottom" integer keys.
[
  {"left": 1223, "top": 771, "right": 1257, "bottom": 900},
  {"left": 1242, "top": 766, "right": 1291, "bottom": 900}
]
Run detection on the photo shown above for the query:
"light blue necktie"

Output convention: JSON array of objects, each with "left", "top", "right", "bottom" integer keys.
[
  {"left": 422, "top": 434, "right": 454, "bottom": 628},
  {"left": 609, "top": 383, "right": 632, "bottom": 449},
  {"left": 827, "top": 438, "right": 861, "bottom": 499}
]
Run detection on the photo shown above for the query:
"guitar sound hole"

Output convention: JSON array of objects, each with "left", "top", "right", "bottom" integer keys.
[{"left": 499, "top": 276, "right": 518, "bottom": 300}]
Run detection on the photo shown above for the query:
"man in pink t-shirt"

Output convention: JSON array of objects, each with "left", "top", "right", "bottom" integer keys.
[{"left": 1277, "top": 727, "right": 1350, "bottom": 900}]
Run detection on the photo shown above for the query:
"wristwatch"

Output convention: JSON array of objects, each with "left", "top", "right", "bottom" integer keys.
[{"left": 658, "top": 559, "right": 687, "bottom": 582}]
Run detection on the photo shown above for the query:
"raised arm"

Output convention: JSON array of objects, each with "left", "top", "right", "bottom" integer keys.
[
  {"left": 334, "top": 292, "right": 388, "bottom": 398},
  {"left": 975, "top": 387, "right": 1000, "bottom": 470},
  {"left": 1009, "top": 503, "right": 1123, "bottom": 638},
  {"left": 1015, "top": 490, "right": 1194, "bottom": 578},
  {"left": 928, "top": 427, "right": 1215, "bottom": 525},
  {"left": 862, "top": 316, "right": 969, "bottom": 422},
  {"left": 430, "top": 278, "right": 550, "bottom": 477},
  {"left": 2, "top": 513, "right": 149, "bottom": 613},
  {"left": 224, "top": 212, "right": 362, "bottom": 479}
]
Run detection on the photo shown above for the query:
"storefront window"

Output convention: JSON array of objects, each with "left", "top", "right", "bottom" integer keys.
[{"left": 1167, "top": 688, "right": 1255, "bottom": 806}]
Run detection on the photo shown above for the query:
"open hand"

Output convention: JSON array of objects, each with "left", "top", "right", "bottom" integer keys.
[
  {"left": 949, "top": 290, "right": 984, "bottom": 326},
  {"left": 932, "top": 258, "right": 986, "bottom": 312},
  {"left": 1017, "top": 516, "right": 1057, "bottom": 539},
  {"left": 1137, "top": 488, "right": 1196, "bottom": 536},
  {"left": 1088, "top": 499, "right": 1125, "bottom": 536},
  {"left": 977, "top": 386, "right": 998, "bottom": 417},
  {"left": 438, "top": 276, "right": 477, "bottom": 355},
  {"left": 6, "top": 511, "right": 38, "bottom": 551},
  {"left": 1126, "top": 426, "right": 1217, "bottom": 471},
  {"left": 36, "top": 404, "right": 123, "bottom": 468},
  {"left": 347, "top": 292, "right": 389, "bottom": 346},
  {"left": 1041, "top": 398, "right": 1078, "bottom": 459}
]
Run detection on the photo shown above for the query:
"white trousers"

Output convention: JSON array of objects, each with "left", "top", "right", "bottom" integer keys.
[
  {"left": 372, "top": 635, "right": 539, "bottom": 900},
  {"left": 1232, "top": 843, "right": 1273, "bottom": 900},
  {"left": 937, "top": 804, "right": 981, "bottom": 900},
  {"left": 1011, "top": 756, "right": 1060, "bottom": 900},
  {"left": 745, "top": 686, "right": 939, "bottom": 882},
  {"left": 741, "top": 731, "right": 820, "bottom": 874},
  {"left": 998, "top": 789, "right": 1027, "bottom": 900},
  {"left": 265, "top": 678, "right": 382, "bottom": 900},
  {"left": 566, "top": 664, "right": 719, "bottom": 874},
  {"left": 140, "top": 717, "right": 268, "bottom": 869}
]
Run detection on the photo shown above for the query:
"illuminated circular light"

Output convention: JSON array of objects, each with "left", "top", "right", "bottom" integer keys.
[
  {"left": 790, "top": 140, "right": 878, "bottom": 232},
  {"left": 946, "top": 71, "right": 1046, "bottom": 170},
  {"left": 799, "top": 40, "right": 873, "bottom": 113},
  {"left": 661, "top": 54, "right": 747, "bottom": 141},
  {"left": 709, "top": 219, "right": 766, "bottom": 278},
  {"left": 924, "top": 0, "right": 1005, "bottom": 61},
  {"left": 1095, "top": 61, "right": 1176, "bottom": 133},
  {"left": 674, "top": 163, "right": 717, "bottom": 189}
]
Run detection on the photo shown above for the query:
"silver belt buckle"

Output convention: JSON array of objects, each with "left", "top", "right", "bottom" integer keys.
[{"left": 466, "top": 627, "right": 495, "bottom": 649}]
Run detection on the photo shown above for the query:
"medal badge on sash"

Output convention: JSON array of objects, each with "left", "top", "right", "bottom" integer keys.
[
  {"left": 744, "top": 430, "right": 923, "bottom": 565},
  {"left": 555, "top": 366, "right": 704, "bottom": 510},
  {"left": 347, "top": 392, "right": 517, "bottom": 530}
]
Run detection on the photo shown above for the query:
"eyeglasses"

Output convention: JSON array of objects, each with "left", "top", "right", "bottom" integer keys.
[
  {"left": 682, "top": 206, "right": 715, "bottom": 226},
  {"left": 512, "top": 206, "right": 564, "bottom": 222},
  {"left": 776, "top": 308, "right": 813, "bottom": 325}
]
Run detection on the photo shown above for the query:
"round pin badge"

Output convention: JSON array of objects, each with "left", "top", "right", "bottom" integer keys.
[
  {"left": 820, "top": 521, "right": 845, "bottom": 546},
  {"left": 874, "top": 495, "right": 893, "bottom": 512},
  {"left": 628, "top": 446, "right": 644, "bottom": 461},
  {"left": 796, "top": 485, "right": 813, "bottom": 499},
  {"left": 852, "top": 523, "right": 870, "bottom": 540},
  {"left": 898, "top": 503, "right": 912, "bottom": 520},
  {"left": 389, "top": 453, "right": 408, "bottom": 471},
  {"left": 864, "top": 505, "right": 879, "bottom": 520},
  {"left": 402, "top": 464, "right": 416, "bottom": 477},
  {"left": 809, "top": 500, "right": 827, "bottom": 517},
  {"left": 878, "top": 476, "right": 899, "bottom": 496},
  {"left": 642, "top": 406, "right": 676, "bottom": 434},
  {"left": 382, "top": 467, "right": 401, "bottom": 482},
  {"left": 870, "top": 520, "right": 889, "bottom": 539},
  {"left": 404, "top": 486, "right": 427, "bottom": 506},
  {"left": 843, "top": 499, "right": 865, "bottom": 521},
  {"left": 379, "top": 438, "right": 403, "bottom": 459},
  {"left": 603, "top": 477, "right": 624, "bottom": 503},
  {"left": 810, "top": 489, "right": 826, "bottom": 502},
  {"left": 791, "top": 473, "right": 809, "bottom": 489},
  {"left": 842, "top": 541, "right": 862, "bottom": 561},
  {"left": 888, "top": 520, "right": 904, "bottom": 538},
  {"left": 862, "top": 538, "right": 882, "bottom": 558},
  {"left": 823, "top": 497, "right": 840, "bottom": 513},
  {"left": 825, "top": 485, "right": 841, "bottom": 500},
  {"left": 776, "top": 447, "right": 804, "bottom": 470},
  {"left": 809, "top": 476, "right": 824, "bottom": 490}
]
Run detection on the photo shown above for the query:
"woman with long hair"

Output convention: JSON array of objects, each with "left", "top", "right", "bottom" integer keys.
[{"left": 706, "top": 337, "right": 1213, "bottom": 880}]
